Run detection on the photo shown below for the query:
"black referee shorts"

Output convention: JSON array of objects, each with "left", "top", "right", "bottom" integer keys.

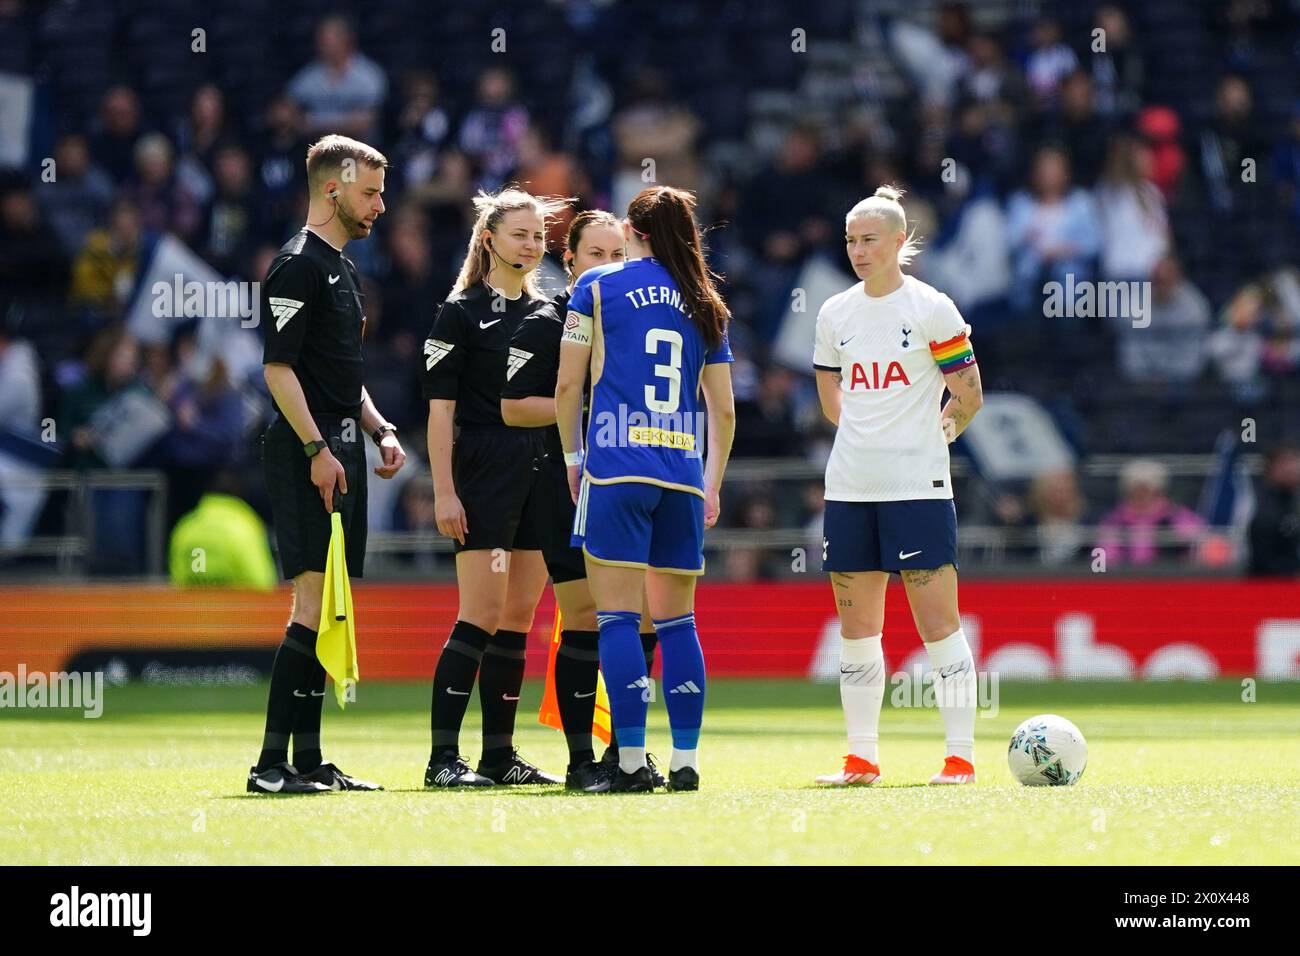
[
  {"left": 261, "top": 413, "right": 368, "bottom": 580},
  {"left": 451, "top": 427, "right": 547, "bottom": 554},
  {"left": 538, "top": 454, "right": 586, "bottom": 584}
]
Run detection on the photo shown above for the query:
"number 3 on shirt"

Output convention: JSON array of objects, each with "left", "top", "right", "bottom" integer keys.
[{"left": 644, "top": 328, "right": 683, "bottom": 414}]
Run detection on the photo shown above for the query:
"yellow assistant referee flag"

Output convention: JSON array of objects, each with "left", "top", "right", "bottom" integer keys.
[{"left": 317, "top": 510, "right": 359, "bottom": 709}]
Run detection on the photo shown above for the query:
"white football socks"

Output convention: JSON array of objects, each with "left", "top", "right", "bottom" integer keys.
[
  {"left": 619, "top": 746, "right": 647, "bottom": 775},
  {"left": 670, "top": 749, "right": 698, "bottom": 772},
  {"left": 840, "top": 634, "right": 885, "bottom": 764},
  {"left": 925, "top": 628, "right": 976, "bottom": 762}
]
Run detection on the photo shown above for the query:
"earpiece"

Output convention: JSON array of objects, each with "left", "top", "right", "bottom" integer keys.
[{"left": 328, "top": 188, "right": 339, "bottom": 199}]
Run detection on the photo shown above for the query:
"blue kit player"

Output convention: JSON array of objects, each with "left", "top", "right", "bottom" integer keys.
[{"left": 555, "top": 186, "right": 736, "bottom": 793}]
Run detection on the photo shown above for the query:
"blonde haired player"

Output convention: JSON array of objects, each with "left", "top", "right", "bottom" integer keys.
[{"left": 812, "top": 185, "right": 984, "bottom": 787}]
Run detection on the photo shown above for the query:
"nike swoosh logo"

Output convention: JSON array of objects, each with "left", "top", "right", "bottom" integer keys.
[
  {"left": 310, "top": 690, "right": 325, "bottom": 697},
  {"left": 839, "top": 337, "right": 854, "bottom": 347},
  {"left": 446, "top": 688, "right": 469, "bottom": 696},
  {"left": 502, "top": 694, "right": 520, "bottom": 701},
  {"left": 256, "top": 776, "right": 285, "bottom": 793},
  {"left": 574, "top": 691, "right": 596, "bottom": 699},
  {"left": 292, "top": 690, "right": 307, "bottom": 698},
  {"left": 899, "top": 549, "right": 922, "bottom": 560},
  {"left": 329, "top": 274, "right": 340, "bottom": 284},
  {"left": 479, "top": 319, "right": 502, "bottom": 329}
]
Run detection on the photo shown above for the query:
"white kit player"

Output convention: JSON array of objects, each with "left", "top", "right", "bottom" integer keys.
[{"left": 812, "top": 185, "right": 985, "bottom": 787}]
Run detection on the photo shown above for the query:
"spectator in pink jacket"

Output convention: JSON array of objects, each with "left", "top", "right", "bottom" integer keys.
[{"left": 1096, "top": 459, "right": 1205, "bottom": 565}]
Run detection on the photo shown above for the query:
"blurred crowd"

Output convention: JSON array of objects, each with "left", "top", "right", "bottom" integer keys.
[{"left": 0, "top": 0, "right": 1297, "bottom": 577}]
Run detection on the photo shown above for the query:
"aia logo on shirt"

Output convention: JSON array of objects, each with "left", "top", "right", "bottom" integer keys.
[{"left": 849, "top": 361, "right": 910, "bottom": 390}]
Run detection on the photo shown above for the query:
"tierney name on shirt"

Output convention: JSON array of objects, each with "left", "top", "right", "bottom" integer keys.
[{"left": 622, "top": 285, "right": 688, "bottom": 315}]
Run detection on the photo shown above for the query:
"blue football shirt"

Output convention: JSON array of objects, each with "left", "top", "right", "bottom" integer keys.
[{"left": 566, "top": 258, "right": 732, "bottom": 496}]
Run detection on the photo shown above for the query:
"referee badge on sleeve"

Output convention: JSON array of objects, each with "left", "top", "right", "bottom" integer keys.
[
  {"left": 269, "top": 297, "right": 304, "bottom": 332},
  {"left": 423, "top": 338, "right": 454, "bottom": 370},
  {"left": 506, "top": 348, "right": 534, "bottom": 381}
]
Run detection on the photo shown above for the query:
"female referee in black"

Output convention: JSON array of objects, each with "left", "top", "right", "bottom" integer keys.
[
  {"left": 500, "top": 210, "right": 662, "bottom": 792},
  {"left": 421, "top": 187, "right": 570, "bottom": 787}
]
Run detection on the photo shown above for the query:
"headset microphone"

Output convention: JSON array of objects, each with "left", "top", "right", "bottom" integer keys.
[{"left": 486, "top": 237, "right": 524, "bottom": 270}]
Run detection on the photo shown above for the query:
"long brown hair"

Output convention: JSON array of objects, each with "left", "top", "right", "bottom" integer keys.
[
  {"left": 625, "top": 186, "right": 729, "bottom": 350},
  {"left": 451, "top": 186, "right": 573, "bottom": 298}
]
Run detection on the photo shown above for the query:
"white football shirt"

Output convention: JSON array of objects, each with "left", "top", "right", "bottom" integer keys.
[{"left": 813, "top": 275, "right": 974, "bottom": 502}]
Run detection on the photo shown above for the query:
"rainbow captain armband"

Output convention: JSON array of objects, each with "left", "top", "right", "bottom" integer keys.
[
  {"left": 930, "top": 330, "right": 976, "bottom": 373},
  {"left": 562, "top": 309, "right": 593, "bottom": 347}
]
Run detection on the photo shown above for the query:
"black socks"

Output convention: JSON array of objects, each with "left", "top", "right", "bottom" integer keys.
[
  {"left": 429, "top": 620, "right": 491, "bottom": 762},
  {"left": 257, "top": 623, "right": 319, "bottom": 772},
  {"left": 291, "top": 623, "right": 327, "bottom": 773},
  {"left": 555, "top": 629, "right": 600, "bottom": 765},
  {"left": 478, "top": 629, "right": 528, "bottom": 766}
]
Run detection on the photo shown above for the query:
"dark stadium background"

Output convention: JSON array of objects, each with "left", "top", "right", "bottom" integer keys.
[{"left": 0, "top": 0, "right": 1297, "bottom": 682}]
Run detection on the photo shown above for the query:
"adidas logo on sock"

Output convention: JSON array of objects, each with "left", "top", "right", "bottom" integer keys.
[
  {"left": 668, "top": 681, "right": 702, "bottom": 694},
  {"left": 625, "top": 676, "right": 656, "bottom": 702}
]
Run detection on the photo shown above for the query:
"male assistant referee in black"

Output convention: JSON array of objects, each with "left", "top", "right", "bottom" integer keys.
[{"left": 248, "top": 134, "right": 407, "bottom": 794}]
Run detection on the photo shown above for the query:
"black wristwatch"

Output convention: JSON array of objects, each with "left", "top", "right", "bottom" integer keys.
[
  {"left": 303, "top": 439, "right": 329, "bottom": 459},
  {"left": 371, "top": 424, "right": 396, "bottom": 445}
]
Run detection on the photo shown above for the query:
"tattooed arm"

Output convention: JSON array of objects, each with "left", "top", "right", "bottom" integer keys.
[
  {"left": 815, "top": 369, "right": 843, "bottom": 427},
  {"left": 940, "top": 364, "right": 983, "bottom": 443}
]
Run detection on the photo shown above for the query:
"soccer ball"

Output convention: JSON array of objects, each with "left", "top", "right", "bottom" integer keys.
[{"left": 1007, "top": 714, "right": 1087, "bottom": 786}]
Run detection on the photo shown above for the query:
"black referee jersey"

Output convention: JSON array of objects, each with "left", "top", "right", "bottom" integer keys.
[
  {"left": 420, "top": 281, "right": 548, "bottom": 424},
  {"left": 421, "top": 280, "right": 551, "bottom": 553},
  {"left": 499, "top": 289, "right": 569, "bottom": 457},
  {"left": 498, "top": 289, "right": 589, "bottom": 583},
  {"left": 259, "top": 227, "right": 369, "bottom": 578},
  {"left": 262, "top": 228, "right": 365, "bottom": 418}
]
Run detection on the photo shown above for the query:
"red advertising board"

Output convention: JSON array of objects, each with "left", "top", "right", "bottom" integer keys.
[{"left": 4, "top": 580, "right": 1298, "bottom": 679}]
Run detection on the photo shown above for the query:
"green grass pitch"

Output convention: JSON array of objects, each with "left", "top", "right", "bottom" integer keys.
[{"left": 3, "top": 679, "right": 1298, "bottom": 865}]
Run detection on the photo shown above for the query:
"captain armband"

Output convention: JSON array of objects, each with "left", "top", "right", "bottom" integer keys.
[{"left": 562, "top": 310, "right": 593, "bottom": 347}]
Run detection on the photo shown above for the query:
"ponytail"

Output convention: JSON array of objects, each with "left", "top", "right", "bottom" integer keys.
[{"left": 625, "top": 186, "right": 729, "bottom": 350}]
